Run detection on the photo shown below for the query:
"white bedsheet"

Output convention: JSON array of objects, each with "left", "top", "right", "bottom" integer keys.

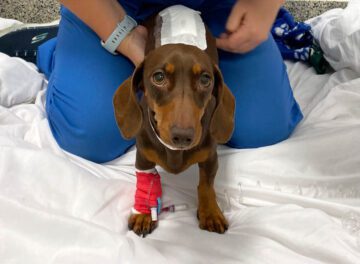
[{"left": 1, "top": 3, "right": 360, "bottom": 263}]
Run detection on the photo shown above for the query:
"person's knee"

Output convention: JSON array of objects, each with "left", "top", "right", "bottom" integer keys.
[
  {"left": 227, "top": 103, "right": 303, "bottom": 149},
  {"left": 227, "top": 124, "right": 290, "bottom": 149},
  {"left": 37, "top": 37, "right": 57, "bottom": 79},
  {"left": 48, "top": 107, "right": 134, "bottom": 163}
]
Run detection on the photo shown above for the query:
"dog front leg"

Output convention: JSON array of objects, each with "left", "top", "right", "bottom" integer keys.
[
  {"left": 128, "top": 150, "right": 159, "bottom": 237},
  {"left": 197, "top": 153, "right": 228, "bottom": 233}
]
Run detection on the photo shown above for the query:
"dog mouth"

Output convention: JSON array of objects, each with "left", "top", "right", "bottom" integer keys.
[
  {"left": 148, "top": 108, "right": 194, "bottom": 151},
  {"left": 148, "top": 109, "right": 158, "bottom": 132},
  {"left": 149, "top": 108, "right": 158, "bottom": 127}
]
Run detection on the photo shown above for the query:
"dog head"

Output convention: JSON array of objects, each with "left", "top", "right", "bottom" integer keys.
[{"left": 113, "top": 44, "right": 235, "bottom": 150}]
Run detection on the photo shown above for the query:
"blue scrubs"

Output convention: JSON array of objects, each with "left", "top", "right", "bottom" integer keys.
[{"left": 37, "top": 0, "right": 302, "bottom": 163}]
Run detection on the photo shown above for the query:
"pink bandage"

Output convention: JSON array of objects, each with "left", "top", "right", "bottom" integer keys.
[{"left": 134, "top": 170, "right": 162, "bottom": 214}]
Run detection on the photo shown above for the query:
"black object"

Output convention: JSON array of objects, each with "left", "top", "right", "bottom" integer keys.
[{"left": 0, "top": 25, "right": 59, "bottom": 63}]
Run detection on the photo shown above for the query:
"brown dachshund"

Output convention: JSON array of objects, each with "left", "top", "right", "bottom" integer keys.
[{"left": 113, "top": 12, "right": 235, "bottom": 236}]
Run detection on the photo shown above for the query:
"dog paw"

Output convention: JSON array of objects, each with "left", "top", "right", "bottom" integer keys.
[
  {"left": 197, "top": 207, "right": 229, "bottom": 234},
  {"left": 128, "top": 213, "right": 157, "bottom": 237}
]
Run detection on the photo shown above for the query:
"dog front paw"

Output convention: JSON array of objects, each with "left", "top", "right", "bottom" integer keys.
[
  {"left": 128, "top": 213, "right": 157, "bottom": 237},
  {"left": 197, "top": 206, "right": 228, "bottom": 234}
]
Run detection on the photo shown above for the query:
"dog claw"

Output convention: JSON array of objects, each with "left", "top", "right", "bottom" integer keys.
[
  {"left": 197, "top": 208, "right": 228, "bottom": 234},
  {"left": 128, "top": 223, "right": 134, "bottom": 230},
  {"left": 128, "top": 213, "right": 156, "bottom": 237},
  {"left": 142, "top": 230, "right": 149, "bottom": 238}
]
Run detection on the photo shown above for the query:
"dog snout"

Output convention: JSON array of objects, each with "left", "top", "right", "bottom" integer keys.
[{"left": 170, "top": 126, "right": 194, "bottom": 147}]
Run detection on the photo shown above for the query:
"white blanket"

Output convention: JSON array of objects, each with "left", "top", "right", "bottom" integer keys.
[{"left": 1, "top": 3, "right": 360, "bottom": 263}]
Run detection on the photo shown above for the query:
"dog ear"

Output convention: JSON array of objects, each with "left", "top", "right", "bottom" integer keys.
[
  {"left": 210, "top": 65, "right": 236, "bottom": 144},
  {"left": 113, "top": 63, "right": 144, "bottom": 139}
]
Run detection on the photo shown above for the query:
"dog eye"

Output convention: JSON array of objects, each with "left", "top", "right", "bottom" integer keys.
[
  {"left": 152, "top": 71, "right": 166, "bottom": 85},
  {"left": 199, "top": 73, "right": 212, "bottom": 87}
]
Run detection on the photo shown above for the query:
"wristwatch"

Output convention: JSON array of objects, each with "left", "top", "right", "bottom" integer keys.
[{"left": 101, "top": 15, "right": 137, "bottom": 55}]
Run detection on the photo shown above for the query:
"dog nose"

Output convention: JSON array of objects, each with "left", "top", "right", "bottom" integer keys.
[{"left": 170, "top": 126, "right": 194, "bottom": 147}]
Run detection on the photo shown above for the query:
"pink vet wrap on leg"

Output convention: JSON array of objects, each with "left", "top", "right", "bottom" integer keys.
[{"left": 134, "top": 170, "right": 162, "bottom": 214}]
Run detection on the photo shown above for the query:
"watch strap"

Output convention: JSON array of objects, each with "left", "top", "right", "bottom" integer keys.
[{"left": 101, "top": 15, "right": 137, "bottom": 55}]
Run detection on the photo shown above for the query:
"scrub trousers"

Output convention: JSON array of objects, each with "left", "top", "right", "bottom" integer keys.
[{"left": 37, "top": 1, "right": 303, "bottom": 163}]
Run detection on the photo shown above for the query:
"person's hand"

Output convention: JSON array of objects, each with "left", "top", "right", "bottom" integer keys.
[
  {"left": 216, "top": 0, "right": 284, "bottom": 53},
  {"left": 118, "top": 25, "right": 148, "bottom": 66}
]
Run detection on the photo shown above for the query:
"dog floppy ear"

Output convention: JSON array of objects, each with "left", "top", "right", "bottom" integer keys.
[
  {"left": 113, "top": 63, "right": 144, "bottom": 139},
  {"left": 210, "top": 65, "right": 235, "bottom": 144}
]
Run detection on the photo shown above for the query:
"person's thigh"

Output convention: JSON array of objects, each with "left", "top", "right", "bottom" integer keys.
[
  {"left": 202, "top": 3, "right": 303, "bottom": 148},
  {"left": 39, "top": 7, "right": 135, "bottom": 163}
]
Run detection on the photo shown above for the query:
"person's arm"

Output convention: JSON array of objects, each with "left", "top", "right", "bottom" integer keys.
[
  {"left": 216, "top": 0, "right": 285, "bottom": 53},
  {"left": 60, "top": 0, "right": 147, "bottom": 66}
]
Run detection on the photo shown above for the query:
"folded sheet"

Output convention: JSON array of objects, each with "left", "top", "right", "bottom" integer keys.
[
  {"left": 0, "top": 53, "right": 46, "bottom": 107},
  {"left": 307, "top": 0, "right": 360, "bottom": 75}
]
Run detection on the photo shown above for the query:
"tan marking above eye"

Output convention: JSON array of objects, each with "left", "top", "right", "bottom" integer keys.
[
  {"left": 165, "top": 63, "right": 175, "bottom": 74},
  {"left": 192, "top": 63, "right": 202, "bottom": 75}
]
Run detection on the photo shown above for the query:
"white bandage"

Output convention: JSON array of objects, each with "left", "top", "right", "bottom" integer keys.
[{"left": 159, "top": 5, "right": 207, "bottom": 50}]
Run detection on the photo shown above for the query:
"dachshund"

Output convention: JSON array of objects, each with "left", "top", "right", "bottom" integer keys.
[{"left": 113, "top": 6, "right": 235, "bottom": 236}]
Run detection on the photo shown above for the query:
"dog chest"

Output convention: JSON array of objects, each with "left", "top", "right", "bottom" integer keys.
[{"left": 139, "top": 146, "right": 210, "bottom": 174}]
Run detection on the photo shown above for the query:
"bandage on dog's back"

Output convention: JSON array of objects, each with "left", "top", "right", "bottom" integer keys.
[{"left": 155, "top": 5, "right": 207, "bottom": 50}]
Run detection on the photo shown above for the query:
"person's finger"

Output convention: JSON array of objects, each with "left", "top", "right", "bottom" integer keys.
[
  {"left": 216, "top": 35, "right": 240, "bottom": 52},
  {"left": 230, "top": 25, "right": 251, "bottom": 44},
  {"left": 219, "top": 33, "right": 228, "bottom": 39},
  {"left": 234, "top": 40, "right": 257, "bottom": 53},
  {"left": 216, "top": 35, "right": 253, "bottom": 53},
  {"left": 136, "top": 25, "right": 148, "bottom": 38},
  {"left": 225, "top": 1, "right": 245, "bottom": 33},
  {"left": 127, "top": 26, "right": 148, "bottom": 66},
  {"left": 216, "top": 25, "right": 251, "bottom": 52}
]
